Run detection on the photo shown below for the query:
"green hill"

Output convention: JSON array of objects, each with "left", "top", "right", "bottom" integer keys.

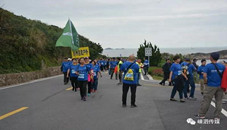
[{"left": 0, "top": 8, "right": 103, "bottom": 74}]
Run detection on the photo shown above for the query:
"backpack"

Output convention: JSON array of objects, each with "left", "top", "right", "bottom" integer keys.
[
  {"left": 124, "top": 62, "right": 135, "bottom": 81},
  {"left": 181, "top": 63, "right": 190, "bottom": 76},
  {"left": 221, "top": 67, "right": 227, "bottom": 91}
]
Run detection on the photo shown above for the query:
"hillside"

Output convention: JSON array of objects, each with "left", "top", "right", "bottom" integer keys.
[
  {"left": 189, "top": 50, "right": 227, "bottom": 59},
  {"left": 0, "top": 8, "right": 103, "bottom": 74}
]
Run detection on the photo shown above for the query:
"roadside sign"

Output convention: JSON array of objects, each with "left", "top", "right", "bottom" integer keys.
[
  {"left": 145, "top": 48, "right": 152, "bottom": 56},
  {"left": 71, "top": 47, "right": 90, "bottom": 58}
]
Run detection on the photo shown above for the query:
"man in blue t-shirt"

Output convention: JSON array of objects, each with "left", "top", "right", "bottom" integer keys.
[
  {"left": 110, "top": 58, "right": 118, "bottom": 80},
  {"left": 181, "top": 58, "right": 197, "bottom": 100},
  {"left": 196, "top": 52, "right": 225, "bottom": 119},
  {"left": 61, "top": 58, "right": 70, "bottom": 85},
  {"left": 143, "top": 58, "right": 149, "bottom": 75},
  {"left": 120, "top": 55, "right": 139, "bottom": 108},
  {"left": 197, "top": 59, "right": 206, "bottom": 95}
]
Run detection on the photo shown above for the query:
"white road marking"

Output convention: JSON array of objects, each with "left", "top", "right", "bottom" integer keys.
[
  {"left": 147, "top": 74, "right": 153, "bottom": 80},
  {"left": 140, "top": 73, "right": 144, "bottom": 80},
  {"left": 210, "top": 101, "right": 227, "bottom": 117},
  {"left": 0, "top": 75, "right": 62, "bottom": 91}
]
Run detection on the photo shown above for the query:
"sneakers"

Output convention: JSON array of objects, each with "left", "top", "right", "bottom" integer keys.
[
  {"left": 87, "top": 93, "right": 91, "bottom": 97},
  {"left": 180, "top": 99, "right": 185, "bottom": 103},
  {"left": 194, "top": 114, "right": 205, "bottom": 119},
  {"left": 170, "top": 98, "right": 177, "bottom": 101},
  {"left": 122, "top": 104, "right": 127, "bottom": 108},
  {"left": 117, "top": 83, "right": 122, "bottom": 85},
  {"left": 189, "top": 97, "right": 197, "bottom": 101},
  {"left": 82, "top": 97, "right": 86, "bottom": 101},
  {"left": 131, "top": 104, "right": 137, "bottom": 108},
  {"left": 137, "top": 84, "right": 142, "bottom": 86}
]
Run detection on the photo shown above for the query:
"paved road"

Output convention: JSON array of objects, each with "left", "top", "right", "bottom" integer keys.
[{"left": 0, "top": 72, "right": 226, "bottom": 130}]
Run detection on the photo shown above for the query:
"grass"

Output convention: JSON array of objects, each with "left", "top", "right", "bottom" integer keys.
[{"left": 152, "top": 75, "right": 163, "bottom": 80}]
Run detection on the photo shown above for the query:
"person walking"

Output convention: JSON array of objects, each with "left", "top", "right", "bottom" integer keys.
[
  {"left": 91, "top": 60, "right": 102, "bottom": 92},
  {"left": 110, "top": 58, "right": 117, "bottom": 80},
  {"left": 76, "top": 58, "right": 91, "bottom": 101},
  {"left": 181, "top": 58, "right": 197, "bottom": 100},
  {"left": 85, "top": 57, "right": 93, "bottom": 97},
  {"left": 143, "top": 58, "right": 149, "bottom": 75},
  {"left": 197, "top": 59, "right": 206, "bottom": 95},
  {"left": 159, "top": 59, "right": 172, "bottom": 86},
  {"left": 67, "top": 58, "right": 79, "bottom": 92},
  {"left": 195, "top": 52, "right": 225, "bottom": 120},
  {"left": 117, "top": 58, "right": 123, "bottom": 85},
  {"left": 120, "top": 55, "right": 139, "bottom": 108},
  {"left": 169, "top": 56, "right": 187, "bottom": 102},
  {"left": 136, "top": 59, "right": 143, "bottom": 86},
  {"left": 61, "top": 57, "right": 70, "bottom": 85}
]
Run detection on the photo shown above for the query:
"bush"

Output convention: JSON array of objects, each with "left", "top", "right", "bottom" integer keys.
[
  {"left": 148, "top": 66, "right": 163, "bottom": 77},
  {"left": 137, "top": 40, "right": 162, "bottom": 66}
]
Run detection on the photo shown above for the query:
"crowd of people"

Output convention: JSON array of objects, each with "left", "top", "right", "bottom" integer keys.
[
  {"left": 61, "top": 57, "right": 102, "bottom": 101},
  {"left": 60, "top": 56, "right": 148, "bottom": 107},
  {"left": 161, "top": 52, "right": 227, "bottom": 120},
  {"left": 60, "top": 52, "right": 227, "bottom": 119}
]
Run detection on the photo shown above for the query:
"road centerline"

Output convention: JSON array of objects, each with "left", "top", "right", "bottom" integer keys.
[{"left": 0, "top": 107, "right": 28, "bottom": 120}]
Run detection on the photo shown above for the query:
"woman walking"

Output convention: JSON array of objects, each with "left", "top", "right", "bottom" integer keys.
[
  {"left": 91, "top": 60, "right": 102, "bottom": 93},
  {"left": 169, "top": 56, "right": 188, "bottom": 102},
  {"left": 76, "top": 58, "right": 91, "bottom": 101},
  {"left": 67, "top": 58, "right": 79, "bottom": 92}
]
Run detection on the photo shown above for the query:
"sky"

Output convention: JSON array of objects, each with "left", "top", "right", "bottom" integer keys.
[{"left": 1, "top": 0, "right": 227, "bottom": 49}]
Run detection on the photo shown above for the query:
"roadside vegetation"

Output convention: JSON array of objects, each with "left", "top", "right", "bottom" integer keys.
[{"left": 0, "top": 8, "right": 103, "bottom": 74}]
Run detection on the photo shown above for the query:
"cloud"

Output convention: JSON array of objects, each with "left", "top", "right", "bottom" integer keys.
[{"left": 2, "top": 0, "right": 227, "bottom": 48}]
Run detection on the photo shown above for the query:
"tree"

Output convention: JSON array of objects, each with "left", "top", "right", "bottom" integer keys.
[{"left": 137, "top": 40, "right": 162, "bottom": 66}]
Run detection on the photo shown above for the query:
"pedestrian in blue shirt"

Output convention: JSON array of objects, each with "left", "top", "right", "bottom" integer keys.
[
  {"left": 76, "top": 58, "right": 91, "bottom": 101},
  {"left": 197, "top": 59, "right": 206, "bottom": 95},
  {"left": 120, "top": 55, "right": 139, "bottom": 108},
  {"left": 110, "top": 58, "right": 118, "bottom": 80},
  {"left": 181, "top": 58, "right": 197, "bottom": 100},
  {"left": 67, "top": 58, "right": 79, "bottom": 92},
  {"left": 196, "top": 52, "right": 226, "bottom": 119},
  {"left": 61, "top": 58, "right": 70, "bottom": 85},
  {"left": 143, "top": 58, "right": 149, "bottom": 75},
  {"left": 91, "top": 60, "right": 102, "bottom": 92},
  {"left": 85, "top": 57, "right": 93, "bottom": 96},
  {"left": 169, "top": 56, "right": 187, "bottom": 102}
]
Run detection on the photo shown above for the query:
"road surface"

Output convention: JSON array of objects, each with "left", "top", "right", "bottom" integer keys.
[{"left": 0, "top": 72, "right": 226, "bottom": 130}]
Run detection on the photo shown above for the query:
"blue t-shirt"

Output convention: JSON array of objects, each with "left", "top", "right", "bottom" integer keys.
[
  {"left": 92, "top": 65, "right": 100, "bottom": 79},
  {"left": 170, "top": 63, "right": 182, "bottom": 80},
  {"left": 110, "top": 61, "right": 117, "bottom": 68},
  {"left": 204, "top": 63, "right": 225, "bottom": 87},
  {"left": 77, "top": 65, "right": 91, "bottom": 81},
  {"left": 104, "top": 61, "right": 107, "bottom": 66},
  {"left": 100, "top": 60, "right": 105, "bottom": 66},
  {"left": 144, "top": 60, "right": 149, "bottom": 66},
  {"left": 86, "top": 63, "right": 92, "bottom": 70},
  {"left": 69, "top": 64, "right": 79, "bottom": 77},
  {"left": 181, "top": 62, "right": 196, "bottom": 76},
  {"left": 120, "top": 61, "right": 139, "bottom": 85},
  {"left": 62, "top": 61, "right": 70, "bottom": 72},
  {"left": 198, "top": 65, "right": 206, "bottom": 79}
]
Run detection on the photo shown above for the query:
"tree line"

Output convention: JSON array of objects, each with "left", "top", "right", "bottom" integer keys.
[{"left": 0, "top": 8, "right": 103, "bottom": 74}]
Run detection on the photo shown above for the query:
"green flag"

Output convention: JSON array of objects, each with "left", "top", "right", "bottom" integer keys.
[{"left": 56, "top": 19, "right": 79, "bottom": 51}]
